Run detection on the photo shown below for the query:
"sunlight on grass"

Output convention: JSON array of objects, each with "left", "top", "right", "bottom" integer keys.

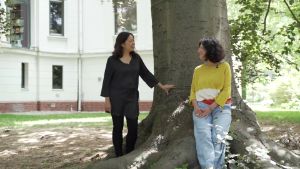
[
  {"left": 256, "top": 111, "right": 300, "bottom": 124},
  {"left": 0, "top": 111, "right": 298, "bottom": 128},
  {"left": 18, "top": 117, "right": 111, "bottom": 126},
  {"left": 0, "top": 112, "right": 149, "bottom": 128}
]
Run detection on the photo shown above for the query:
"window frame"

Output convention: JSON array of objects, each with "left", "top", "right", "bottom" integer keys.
[
  {"left": 113, "top": 0, "right": 137, "bottom": 35},
  {"left": 21, "top": 62, "right": 29, "bottom": 89},
  {"left": 7, "top": 0, "right": 31, "bottom": 48},
  {"left": 49, "top": 0, "right": 64, "bottom": 36},
  {"left": 52, "top": 65, "right": 63, "bottom": 89}
]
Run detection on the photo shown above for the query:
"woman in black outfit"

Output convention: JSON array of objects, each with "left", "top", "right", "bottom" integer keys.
[{"left": 101, "top": 32, "right": 175, "bottom": 157}]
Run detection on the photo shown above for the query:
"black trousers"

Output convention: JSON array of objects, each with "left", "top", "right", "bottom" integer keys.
[{"left": 112, "top": 115, "right": 138, "bottom": 157}]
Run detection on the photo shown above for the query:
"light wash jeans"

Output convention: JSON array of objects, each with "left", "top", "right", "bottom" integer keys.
[{"left": 193, "top": 101, "right": 232, "bottom": 169}]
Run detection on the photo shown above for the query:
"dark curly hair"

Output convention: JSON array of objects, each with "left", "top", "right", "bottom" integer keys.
[
  {"left": 112, "top": 32, "right": 138, "bottom": 59},
  {"left": 199, "top": 38, "right": 225, "bottom": 63}
]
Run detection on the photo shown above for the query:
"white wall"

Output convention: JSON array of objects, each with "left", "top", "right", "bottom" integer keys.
[
  {"left": 81, "top": 55, "right": 107, "bottom": 101},
  {"left": 2, "top": 0, "right": 154, "bottom": 53},
  {"left": 136, "top": 0, "right": 153, "bottom": 50},
  {"left": 82, "top": 0, "right": 114, "bottom": 53},
  {"left": 30, "top": 0, "right": 37, "bottom": 49},
  {"left": 81, "top": 51, "right": 154, "bottom": 102},
  {"left": 80, "top": 0, "right": 155, "bottom": 102},
  {"left": 137, "top": 51, "right": 154, "bottom": 101},
  {"left": 37, "top": 0, "right": 79, "bottom": 53},
  {"left": 82, "top": 0, "right": 153, "bottom": 53},
  {"left": 0, "top": 0, "right": 155, "bottom": 105},
  {"left": 0, "top": 50, "right": 79, "bottom": 102},
  {"left": 29, "top": 0, "right": 154, "bottom": 52},
  {"left": 38, "top": 56, "right": 78, "bottom": 101},
  {"left": 0, "top": 50, "right": 37, "bottom": 102}
]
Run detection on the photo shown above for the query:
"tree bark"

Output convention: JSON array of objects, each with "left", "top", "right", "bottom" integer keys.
[
  {"left": 241, "top": 63, "right": 247, "bottom": 100},
  {"left": 87, "top": 0, "right": 300, "bottom": 168}
]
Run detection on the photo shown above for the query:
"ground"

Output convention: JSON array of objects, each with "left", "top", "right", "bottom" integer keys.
[
  {"left": 0, "top": 112, "right": 299, "bottom": 169},
  {"left": 0, "top": 127, "right": 112, "bottom": 169},
  {"left": 259, "top": 121, "right": 300, "bottom": 155}
]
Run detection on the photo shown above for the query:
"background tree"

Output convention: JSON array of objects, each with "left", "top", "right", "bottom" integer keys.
[
  {"left": 0, "top": 1, "right": 7, "bottom": 39},
  {"left": 88, "top": 0, "right": 299, "bottom": 168},
  {"left": 228, "top": 0, "right": 300, "bottom": 100},
  {"left": 0, "top": 0, "right": 12, "bottom": 42}
]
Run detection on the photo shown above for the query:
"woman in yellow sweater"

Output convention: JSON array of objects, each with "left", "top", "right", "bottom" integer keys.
[{"left": 189, "top": 38, "right": 232, "bottom": 169}]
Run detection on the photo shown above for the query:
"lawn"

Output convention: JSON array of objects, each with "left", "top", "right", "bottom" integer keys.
[
  {"left": 0, "top": 110, "right": 298, "bottom": 169},
  {"left": 0, "top": 112, "right": 149, "bottom": 169},
  {"left": 0, "top": 112, "right": 149, "bottom": 128},
  {"left": 0, "top": 111, "right": 299, "bottom": 128},
  {"left": 256, "top": 111, "right": 300, "bottom": 124}
]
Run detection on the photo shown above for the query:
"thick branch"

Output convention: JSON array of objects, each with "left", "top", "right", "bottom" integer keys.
[
  {"left": 283, "top": 0, "right": 300, "bottom": 27},
  {"left": 263, "top": 0, "right": 272, "bottom": 34}
]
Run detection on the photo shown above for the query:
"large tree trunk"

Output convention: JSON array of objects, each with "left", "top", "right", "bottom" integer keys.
[
  {"left": 241, "top": 63, "right": 247, "bottom": 100},
  {"left": 87, "top": 0, "right": 299, "bottom": 168}
]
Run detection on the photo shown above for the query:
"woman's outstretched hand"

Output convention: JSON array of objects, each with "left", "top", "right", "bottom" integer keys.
[{"left": 158, "top": 83, "right": 176, "bottom": 95}]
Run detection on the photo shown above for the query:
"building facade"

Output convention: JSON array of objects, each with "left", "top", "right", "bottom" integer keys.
[{"left": 0, "top": 0, "right": 154, "bottom": 112}]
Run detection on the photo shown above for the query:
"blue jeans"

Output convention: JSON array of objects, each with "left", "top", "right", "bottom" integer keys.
[{"left": 193, "top": 101, "right": 232, "bottom": 169}]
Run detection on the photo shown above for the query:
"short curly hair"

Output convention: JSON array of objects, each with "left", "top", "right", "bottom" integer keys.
[{"left": 199, "top": 38, "right": 225, "bottom": 63}]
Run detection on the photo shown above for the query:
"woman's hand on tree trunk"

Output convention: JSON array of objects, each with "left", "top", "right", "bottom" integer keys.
[{"left": 158, "top": 83, "right": 175, "bottom": 95}]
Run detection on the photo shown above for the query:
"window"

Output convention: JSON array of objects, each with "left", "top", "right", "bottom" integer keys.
[
  {"left": 21, "top": 62, "right": 28, "bottom": 89},
  {"left": 50, "top": 0, "right": 64, "bottom": 35},
  {"left": 7, "top": 0, "right": 30, "bottom": 48},
  {"left": 52, "top": 65, "right": 63, "bottom": 89},
  {"left": 113, "top": 0, "right": 137, "bottom": 34}
]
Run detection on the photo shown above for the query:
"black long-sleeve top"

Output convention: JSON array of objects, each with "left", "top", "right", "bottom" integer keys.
[{"left": 100, "top": 54, "right": 159, "bottom": 100}]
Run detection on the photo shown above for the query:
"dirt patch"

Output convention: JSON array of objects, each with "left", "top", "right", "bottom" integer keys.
[
  {"left": 259, "top": 121, "right": 300, "bottom": 154},
  {"left": 0, "top": 127, "right": 113, "bottom": 169},
  {"left": 0, "top": 121, "right": 299, "bottom": 169}
]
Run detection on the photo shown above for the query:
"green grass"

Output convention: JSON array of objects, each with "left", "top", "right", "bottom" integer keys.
[
  {"left": 1, "top": 110, "right": 298, "bottom": 128},
  {"left": 138, "top": 113, "right": 148, "bottom": 121},
  {"left": 0, "top": 112, "right": 149, "bottom": 128},
  {"left": 256, "top": 111, "right": 300, "bottom": 124},
  {"left": 0, "top": 113, "right": 107, "bottom": 127}
]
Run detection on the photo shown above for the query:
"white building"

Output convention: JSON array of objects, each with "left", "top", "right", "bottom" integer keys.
[{"left": 0, "top": 0, "right": 154, "bottom": 112}]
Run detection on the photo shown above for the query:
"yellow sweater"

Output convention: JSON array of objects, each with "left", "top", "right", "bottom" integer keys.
[{"left": 189, "top": 61, "right": 231, "bottom": 107}]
